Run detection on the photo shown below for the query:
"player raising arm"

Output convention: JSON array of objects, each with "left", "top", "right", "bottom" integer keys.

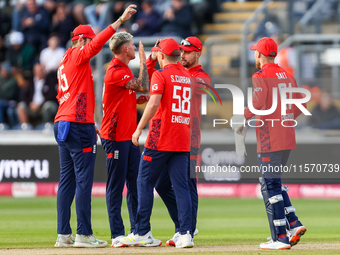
[
  {"left": 100, "top": 32, "right": 151, "bottom": 248},
  {"left": 53, "top": 5, "right": 136, "bottom": 248}
]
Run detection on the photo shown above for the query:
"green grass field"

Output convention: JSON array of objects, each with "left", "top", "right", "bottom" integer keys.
[{"left": 0, "top": 197, "right": 340, "bottom": 254}]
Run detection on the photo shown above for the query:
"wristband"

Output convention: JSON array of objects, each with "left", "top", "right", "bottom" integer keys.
[{"left": 119, "top": 17, "right": 124, "bottom": 25}]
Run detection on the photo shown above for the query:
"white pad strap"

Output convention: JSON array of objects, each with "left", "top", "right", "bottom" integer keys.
[
  {"left": 282, "top": 185, "right": 289, "bottom": 192},
  {"left": 268, "top": 194, "right": 283, "bottom": 204},
  {"left": 273, "top": 219, "right": 286, "bottom": 226},
  {"left": 285, "top": 206, "right": 296, "bottom": 215}
]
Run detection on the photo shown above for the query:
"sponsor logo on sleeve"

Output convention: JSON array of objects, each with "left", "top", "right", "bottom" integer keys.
[{"left": 152, "top": 84, "right": 158, "bottom": 92}]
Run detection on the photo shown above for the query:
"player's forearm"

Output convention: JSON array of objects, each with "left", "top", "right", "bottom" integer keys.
[
  {"left": 139, "top": 61, "right": 150, "bottom": 92},
  {"left": 126, "top": 62, "right": 149, "bottom": 92},
  {"left": 111, "top": 18, "right": 124, "bottom": 32}
]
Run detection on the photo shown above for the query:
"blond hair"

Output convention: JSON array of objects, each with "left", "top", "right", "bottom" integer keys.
[{"left": 109, "top": 32, "right": 133, "bottom": 54}]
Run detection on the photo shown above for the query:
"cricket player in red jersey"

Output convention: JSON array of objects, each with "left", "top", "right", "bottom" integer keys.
[
  {"left": 53, "top": 5, "right": 137, "bottom": 248},
  {"left": 146, "top": 37, "right": 211, "bottom": 245},
  {"left": 234, "top": 37, "right": 307, "bottom": 250},
  {"left": 100, "top": 31, "right": 156, "bottom": 247},
  {"left": 120, "top": 38, "right": 194, "bottom": 248}
]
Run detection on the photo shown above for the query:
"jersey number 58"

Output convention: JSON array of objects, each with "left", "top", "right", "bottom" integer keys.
[{"left": 172, "top": 85, "right": 191, "bottom": 114}]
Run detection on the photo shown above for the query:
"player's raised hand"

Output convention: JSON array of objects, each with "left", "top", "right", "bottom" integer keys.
[
  {"left": 121, "top": 4, "right": 137, "bottom": 22},
  {"left": 151, "top": 39, "right": 161, "bottom": 61},
  {"left": 132, "top": 129, "right": 142, "bottom": 146},
  {"left": 139, "top": 41, "right": 146, "bottom": 62}
]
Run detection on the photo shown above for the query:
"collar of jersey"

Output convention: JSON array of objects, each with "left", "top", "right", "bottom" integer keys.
[
  {"left": 188, "top": 64, "right": 202, "bottom": 73},
  {"left": 261, "top": 63, "right": 279, "bottom": 70},
  {"left": 113, "top": 57, "right": 128, "bottom": 67}
]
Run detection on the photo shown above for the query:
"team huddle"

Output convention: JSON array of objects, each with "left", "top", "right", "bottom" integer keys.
[{"left": 53, "top": 4, "right": 306, "bottom": 250}]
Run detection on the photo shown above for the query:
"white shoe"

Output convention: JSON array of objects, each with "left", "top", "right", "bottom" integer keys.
[
  {"left": 288, "top": 225, "right": 307, "bottom": 246},
  {"left": 138, "top": 237, "right": 162, "bottom": 247},
  {"left": 166, "top": 232, "right": 180, "bottom": 246},
  {"left": 260, "top": 237, "right": 291, "bottom": 250},
  {"left": 119, "top": 231, "right": 153, "bottom": 246},
  {"left": 193, "top": 229, "right": 199, "bottom": 236},
  {"left": 74, "top": 234, "right": 108, "bottom": 248},
  {"left": 54, "top": 234, "right": 75, "bottom": 247},
  {"left": 111, "top": 235, "right": 129, "bottom": 247},
  {"left": 175, "top": 231, "right": 194, "bottom": 248}
]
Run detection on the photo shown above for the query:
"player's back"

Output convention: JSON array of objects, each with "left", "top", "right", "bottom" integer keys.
[
  {"left": 146, "top": 63, "right": 191, "bottom": 152},
  {"left": 55, "top": 47, "right": 95, "bottom": 124},
  {"left": 252, "top": 63, "right": 300, "bottom": 153}
]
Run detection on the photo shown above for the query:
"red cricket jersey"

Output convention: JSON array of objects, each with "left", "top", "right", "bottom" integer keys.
[
  {"left": 146, "top": 56, "right": 211, "bottom": 149},
  {"left": 145, "top": 63, "right": 191, "bottom": 152},
  {"left": 188, "top": 65, "right": 211, "bottom": 149},
  {"left": 244, "top": 63, "right": 306, "bottom": 153},
  {"left": 146, "top": 55, "right": 157, "bottom": 82},
  {"left": 54, "top": 26, "right": 116, "bottom": 123},
  {"left": 100, "top": 57, "right": 136, "bottom": 141}
]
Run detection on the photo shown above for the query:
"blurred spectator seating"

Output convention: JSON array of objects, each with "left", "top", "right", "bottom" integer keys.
[
  {"left": 161, "top": 0, "right": 192, "bottom": 38},
  {"left": 12, "top": 0, "right": 50, "bottom": 53},
  {"left": 189, "top": 0, "right": 213, "bottom": 35},
  {"left": 40, "top": 34, "right": 65, "bottom": 73},
  {"left": 153, "top": 0, "right": 171, "bottom": 15},
  {"left": 112, "top": 0, "right": 141, "bottom": 21},
  {"left": 84, "top": 0, "right": 113, "bottom": 34},
  {"left": 272, "top": 34, "right": 315, "bottom": 79},
  {"left": 58, "top": 0, "right": 98, "bottom": 26},
  {"left": 50, "top": 1, "right": 74, "bottom": 48},
  {"left": 132, "top": 0, "right": 161, "bottom": 36},
  {"left": 0, "top": 61, "right": 20, "bottom": 128},
  {"left": 70, "top": 0, "right": 94, "bottom": 25},
  {"left": 17, "top": 63, "right": 58, "bottom": 128},
  {"left": 272, "top": 34, "right": 296, "bottom": 76},
  {"left": 0, "top": 35, "right": 7, "bottom": 64},
  {"left": 43, "top": 0, "right": 58, "bottom": 14},
  {"left": 0, "top": 9, "right": 12, "bottom": 38},
  {"left": 308, "top": 91, "right": 340, "bottom": 130},
  {"left": 6, "top": 31, "right": 35, "bottom": 79}
]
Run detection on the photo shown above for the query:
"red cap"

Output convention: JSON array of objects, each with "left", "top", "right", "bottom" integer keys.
[
  {"left": 179, "top": 37, "right": 202, "bottom": 52},
  {"left": 250, "top": 37, "right": 277, "bottom": 57},
  {"left": 71, "top": 25, "right": 96, "bottom": 41},
  {"left": 151, "top": 38, "right": 180, "bottom": 56}
]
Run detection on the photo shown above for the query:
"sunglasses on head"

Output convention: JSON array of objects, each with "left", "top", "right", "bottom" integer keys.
[
  {"left": 181, "top": 39, "right": 200, "bottom": 51},
  {"left": 155, "top": 40, "right": 165, "bottom": 52},
  {"left": 71, "top": 32, "right": 89, "bottom": 38}
]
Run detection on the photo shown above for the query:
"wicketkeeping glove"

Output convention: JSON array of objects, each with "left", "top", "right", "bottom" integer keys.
[
  {"left": 234, "top": 125, "right": 248, "bottom": 156},
  {"left": 230, "top": 115, "right": 247, "bottom": 156}
]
